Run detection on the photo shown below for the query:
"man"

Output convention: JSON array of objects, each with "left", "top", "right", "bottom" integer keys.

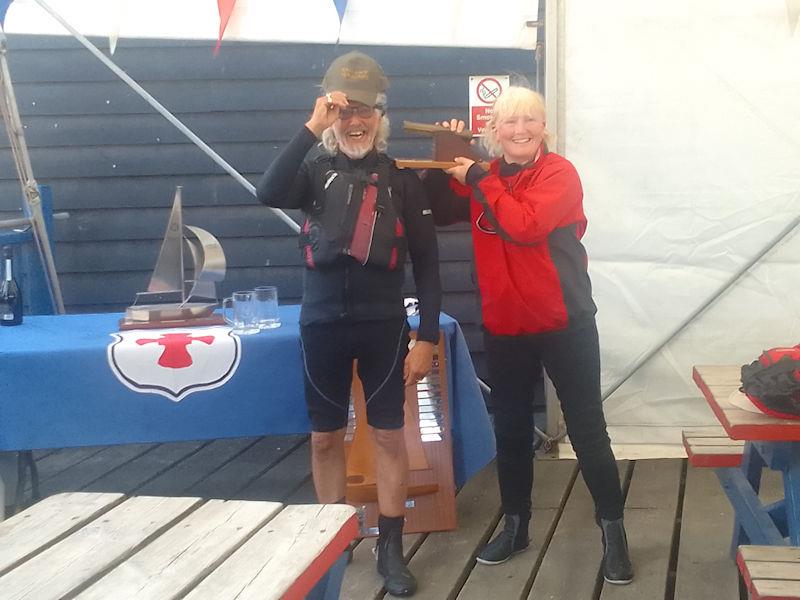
[{"left": 256, "top": 51, "right": 441, "bottom": 597}]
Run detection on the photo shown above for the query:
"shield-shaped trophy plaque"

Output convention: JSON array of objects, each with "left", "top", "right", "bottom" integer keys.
[{"left": 120, "top": 186, "right": 226, "bottom": 330}]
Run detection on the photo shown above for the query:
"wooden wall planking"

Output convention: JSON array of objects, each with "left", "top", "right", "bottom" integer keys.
[{"left": 3, "top": 35, "right": 536, "bottom": 378}]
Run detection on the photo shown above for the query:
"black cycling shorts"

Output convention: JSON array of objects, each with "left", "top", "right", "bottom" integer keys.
[{"left": 300, "top": 318, "right": 410, "bottom": 432}]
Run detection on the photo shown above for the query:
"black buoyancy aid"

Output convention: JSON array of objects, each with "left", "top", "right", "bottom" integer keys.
[
  {"left": 740, "top": 344, "right": 800, "bottom": 420},
  {"left": 299, "top": 152, "right": 407, "bottom": 271}
]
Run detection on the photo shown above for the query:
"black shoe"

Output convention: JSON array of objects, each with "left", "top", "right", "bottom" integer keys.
[
  {"left": 476, "top": 513, "right": 530, "bottom": 565},
  {"left": 599, "top": 517, "right": 634, "bottom": 584},
  {"left": 376, "top": 528, "right": 417, "bottom": 597}
]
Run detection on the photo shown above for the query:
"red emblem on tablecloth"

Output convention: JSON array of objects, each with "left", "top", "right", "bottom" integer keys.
[
  {"left": 136, "top": 333, "right": 216, "bottom": 368},
  {"left": 107, "top": 326, "right": 240, "bottom": 401}
]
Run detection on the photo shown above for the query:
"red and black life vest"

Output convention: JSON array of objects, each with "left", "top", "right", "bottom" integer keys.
[
  {"left": 740, "top": 345, "right": 800, "bottom": 420},
  {"left": 299, "top": 153, "right": 407, "bottom": 271}
]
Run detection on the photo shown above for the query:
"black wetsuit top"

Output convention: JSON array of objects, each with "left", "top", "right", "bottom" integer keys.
[{"left": 256, "top": 126, "right": 442, "bottom": 342}]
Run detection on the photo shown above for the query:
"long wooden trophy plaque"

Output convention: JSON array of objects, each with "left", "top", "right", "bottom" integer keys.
[
  {"left": 346, "top": 331, "right": 457, "bottom": 536},
  {"left": 395, "top": 121, "right": 481, "bottom": 170}
]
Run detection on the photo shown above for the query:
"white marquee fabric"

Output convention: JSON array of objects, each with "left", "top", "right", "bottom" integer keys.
[
  {"left": 4, "top": 0, "right": 539, "bottom": 49},
  {"left": 563, "top": 0, "right": 800, "bottom": 452}
]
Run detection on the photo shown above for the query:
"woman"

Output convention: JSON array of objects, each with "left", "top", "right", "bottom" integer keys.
[{"left": 423, "top": 86, "right": 633, "bottom": 584}]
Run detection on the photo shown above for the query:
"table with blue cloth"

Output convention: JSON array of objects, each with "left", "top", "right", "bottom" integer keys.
[{"left": 0, "top": 306, "right": 495, "bottom": 491}]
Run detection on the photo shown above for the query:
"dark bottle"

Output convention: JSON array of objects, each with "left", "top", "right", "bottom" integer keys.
[{"left": 0, "top": 246, "right": 22, "bottom": 326}]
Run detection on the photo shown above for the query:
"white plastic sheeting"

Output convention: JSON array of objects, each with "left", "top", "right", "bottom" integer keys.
[
  {"left": 563, "top": 0, "right": 800, "bottom": 450},
  {"left": 4, "top": 0, "right": 539, "bottom": 49}
]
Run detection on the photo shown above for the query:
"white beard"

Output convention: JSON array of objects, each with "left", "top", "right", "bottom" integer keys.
[
  {"left": 336, "top": 130, "right": 377, "bottom": 159},
  {"left": 339, "top": 143, "right": 372, "bottom": 159}
]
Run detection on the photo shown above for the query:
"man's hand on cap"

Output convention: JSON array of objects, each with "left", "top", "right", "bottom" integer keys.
[{"left": 305, "top": 91, "right": 349, "bottom": 138}]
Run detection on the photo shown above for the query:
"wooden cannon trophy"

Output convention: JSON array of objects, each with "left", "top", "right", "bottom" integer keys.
[
  {"left": 395, "top": 121, "right": 481, "bottom": 169},
  {"left": 346, "top": 332, "right": 457, "bottom": 535}
]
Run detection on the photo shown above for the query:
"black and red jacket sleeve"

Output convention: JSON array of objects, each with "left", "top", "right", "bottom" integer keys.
[{"left": 467, "top": 159, "right": 585, "bottom": 244}]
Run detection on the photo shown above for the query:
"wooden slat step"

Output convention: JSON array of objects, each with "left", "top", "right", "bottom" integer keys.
[
  {"left": 682, "top": 428, "right": 744, "bottom": 467},
  {"left": 737, "top": 545, "right": 800, "bottom": 600}
]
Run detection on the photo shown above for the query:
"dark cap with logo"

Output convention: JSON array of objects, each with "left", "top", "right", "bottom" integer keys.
[{"left": 321, "top": 51, "right": 389, "bottom": 107}]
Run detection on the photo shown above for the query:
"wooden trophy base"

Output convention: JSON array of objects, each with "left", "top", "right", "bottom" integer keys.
[
  {"left": 118, "top": 314, "right": 226, "bottom": 331},
  {"left": 395, "top": 159, "right": 459, "bottom": 170}
]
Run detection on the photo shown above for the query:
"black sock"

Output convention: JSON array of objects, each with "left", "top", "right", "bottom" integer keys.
[{"left": 378, "top": 514, "right": 404, "bottom": 537}]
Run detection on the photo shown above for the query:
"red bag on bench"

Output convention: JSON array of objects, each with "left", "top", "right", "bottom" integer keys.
[{"left": 740, "top": 345, "right": 800, "bottom": 420}]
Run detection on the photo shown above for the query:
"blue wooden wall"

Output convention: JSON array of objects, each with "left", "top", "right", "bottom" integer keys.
[{"left": 0, "top": 35, "right": 536, "bottom": 377}]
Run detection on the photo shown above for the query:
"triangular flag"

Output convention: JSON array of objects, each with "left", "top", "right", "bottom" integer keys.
[
  {"left": 0, "top": 0, "right": 14, "bottom": 29},
  {"left": 332, "top": 0, "right": 348, "bottom": 44},
  {"left": 214, "top": 0, "right": 237, "bottom": 56},
  {"left": 333, "top": 0, "right": 348, "bottom": 24},
  {"left": 787, "top": 0, "right": 800, "bottom": 35},
  {"left": 108, "top": 0, "right": 126, "bottom": 55}
]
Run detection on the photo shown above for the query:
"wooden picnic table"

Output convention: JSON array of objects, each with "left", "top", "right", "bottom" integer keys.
[
  {"left": 0, "top": 492, "right": 357, "bottom": 600},
  {"left": 692, "top": 366, "right": 800, "bottom": 548}
]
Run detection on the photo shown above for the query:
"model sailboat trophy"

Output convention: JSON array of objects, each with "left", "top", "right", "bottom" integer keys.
[{"left": 120, "top": 186, "right": 226, "bottom": 330}]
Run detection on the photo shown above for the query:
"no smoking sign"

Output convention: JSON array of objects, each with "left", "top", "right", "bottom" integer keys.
[
  {"left": 476, "top": 77, "right": 503, "bottom": 103},
  {"left": 468, "top": 75, "right": 509, "bottom": 136}
]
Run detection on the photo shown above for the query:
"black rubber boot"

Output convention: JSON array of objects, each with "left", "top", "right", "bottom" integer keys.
[
  {"left": 599, "top": 517, "right": 634, "bottom": 584},
  {"left": 376, "top": 515, "right": 417, "bottom": 597},
  {"left": 476, "top": 513, "right": 530, "bottom": 565}
]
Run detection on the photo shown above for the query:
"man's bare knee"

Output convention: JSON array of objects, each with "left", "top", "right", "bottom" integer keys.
[
  {"left": 311, "top": 430, "right": 344, "bottom": 455},
  {"left": 371, "top": 427, "right": 404, "bottom": 455}
]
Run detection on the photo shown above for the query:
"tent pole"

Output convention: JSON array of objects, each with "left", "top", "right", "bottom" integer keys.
[
  {"left": 0, "top": 31, "right": 64, "bottom": 313},
  {"left": 31, "top": 0, "right": 300, "bottom": 234},
  {"left": 543, "top": 0, "right": 567, "bottom": 442}
]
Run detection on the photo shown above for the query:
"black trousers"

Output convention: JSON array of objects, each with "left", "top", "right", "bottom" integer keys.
[{"left": 485, "top": 318, "right": 624, "bottom": 521}]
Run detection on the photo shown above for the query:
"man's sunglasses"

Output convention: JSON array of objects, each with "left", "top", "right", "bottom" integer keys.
[{"left": 338, "top": 105, "right": 383, "bottom": 120}]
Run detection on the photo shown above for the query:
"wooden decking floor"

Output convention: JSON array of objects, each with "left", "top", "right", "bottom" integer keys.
[{"left": 3, "top": 436, "right": 784, "bottom": 600}]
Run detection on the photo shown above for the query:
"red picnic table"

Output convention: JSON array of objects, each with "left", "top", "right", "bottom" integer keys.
[
  {"left": 0, "top": 492, "right": 357, "bottom": 600},
  {"left": 692, "top": 366, "right": 800, "bottom": 600},
  {"left": 692, "top": 365, "right": 800, "bottom": 549}
]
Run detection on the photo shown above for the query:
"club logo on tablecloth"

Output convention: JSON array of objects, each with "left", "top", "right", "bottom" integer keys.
[{"left": 107, "top": 327, "right": 240, "bottom": 401}]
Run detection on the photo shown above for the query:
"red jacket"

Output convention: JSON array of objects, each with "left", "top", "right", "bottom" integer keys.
[{"left": 427, "top": 150, "right": 596, "bottom": 336}]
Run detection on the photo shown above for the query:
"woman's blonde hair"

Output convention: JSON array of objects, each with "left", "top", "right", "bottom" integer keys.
[{"left": 480, "top": 86, "right": 552, "bottom": 157}]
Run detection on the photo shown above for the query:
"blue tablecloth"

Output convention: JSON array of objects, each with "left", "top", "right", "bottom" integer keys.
[{"left": 0, "top": 306, "right": 494, "bottom": 486}]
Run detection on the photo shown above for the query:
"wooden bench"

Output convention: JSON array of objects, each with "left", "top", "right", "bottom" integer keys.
[
  {"left": 0, "top": 492, "right": 357, "bottom": 600},
  {"left": 682, "top": 426, "right": 745, "bottom": 467},
  {"left": 737, "top": 545, "right": 800, "bottom": 600}
]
